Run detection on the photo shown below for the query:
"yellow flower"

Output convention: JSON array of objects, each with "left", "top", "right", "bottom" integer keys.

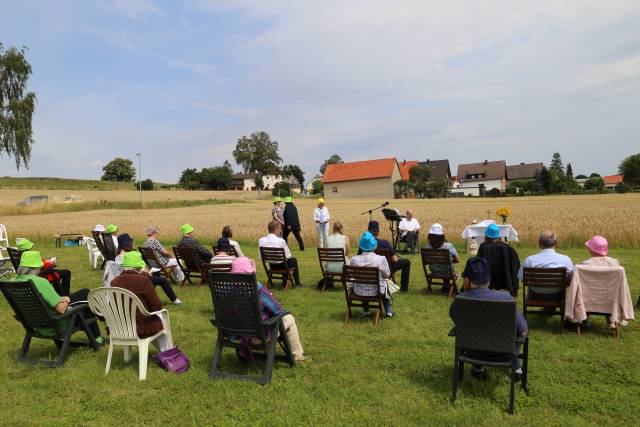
[{"left": 496, "top": 206, "right": 512, "bottom": 218}]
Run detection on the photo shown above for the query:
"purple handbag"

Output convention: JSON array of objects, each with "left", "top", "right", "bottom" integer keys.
[{"left": 153, "top": 347, "right": 190, "bottom": 373}]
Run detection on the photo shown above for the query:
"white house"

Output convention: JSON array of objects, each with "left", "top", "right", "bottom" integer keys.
[
  {"left": 452, "top": 160, "right": 507, "bottom": 196},
  {"left": 231, "top": 173, "right": 300, "bottom": 192}
]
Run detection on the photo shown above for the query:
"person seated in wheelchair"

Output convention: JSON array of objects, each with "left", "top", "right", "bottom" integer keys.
[
  {"left": 230, "top": 256, "right": 307, "bottom": 362},
  {"left": 449, "top": 257, "right": 527, "bottom": 381},
  {"left": 398, "top": 209, "right": 421, "bottom": 253},
  {"left": 13, "top": 250, "right": 103, "bottom": 343}
]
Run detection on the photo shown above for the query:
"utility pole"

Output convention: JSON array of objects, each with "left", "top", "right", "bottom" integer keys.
[{"left": 136, "top": 153, "right": 142, "bottom": 205}]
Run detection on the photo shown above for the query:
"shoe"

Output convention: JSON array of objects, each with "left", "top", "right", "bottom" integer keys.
[
  {"left": 172, "top": 298, "right": 183, "bottom": 305},
  {"left": 295, "top": 283, "right": 303, "bottom": 288},
  {"left": 95, "top": 336, "right": 104, "bottom": 345},
  {"left": 295, "top": 355, "right": 311, "bottom": 363},
  {"left": 386, "top": 312, "right": 394, "bottom": 318},
  {"left": 362, "top": 311, "right": 371, "bottom": 317},
  {"left": 514, "top": 368, "right": 523, "bottom": 382},
  {"left": 470, "top": 367, "right": 487, "bottom": 381}
]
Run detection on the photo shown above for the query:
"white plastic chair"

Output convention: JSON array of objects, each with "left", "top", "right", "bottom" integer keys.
[
  {"left": 83, "top": 236, "right": 104, "bottom": 269},
  {"left": 88, "top": 287, "right": 174, "bottom": 380},
  {"left": 0, "top": 224, "right": 13, "bottom": 279}
]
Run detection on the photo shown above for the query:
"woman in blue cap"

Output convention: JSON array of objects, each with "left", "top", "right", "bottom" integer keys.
[
  {"left": 476, "top": 223, "right": 521, "bottom": 296},
  {"left": 348, "top": 231, "right": 394, "bottom": 318}
]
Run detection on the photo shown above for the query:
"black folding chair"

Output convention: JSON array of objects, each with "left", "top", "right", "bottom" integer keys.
[
  {"left": 0, "top": 280, "right": 100, "bottom": 367},
  {"left": 206, "top": 271, "right": 295, "bottom": 385},
  {"left": 8, "top": 247, "right": 65, "bottom": 296},
  {"left": 450, "top": 297, "right": 529, "bottom": 415}
]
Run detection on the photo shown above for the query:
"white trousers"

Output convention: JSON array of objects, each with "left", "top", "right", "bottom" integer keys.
[
  {"left": 283, "top": 314, "right": 304, "bottom": 360},
  {"left": 166, "top": 258, "right": 185, "bottom": 282},
  {"left": 316, "top": 223, "right": 329, "bottom": 248}
]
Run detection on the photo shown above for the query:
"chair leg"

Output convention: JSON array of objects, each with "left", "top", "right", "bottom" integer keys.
[
  {"left": 105, "top": 343, "right": 114, "bottom": 375},
  {"left": 138, "top": 341, "right": 149, "bottom": 381},
  {"left": 17, "top": 333, "right": 33, "bottom": 363},
  {"left": 458, "top": 360, "right": 464, "bottom": 381},
  {"left": 321, "top": 276, "right": 327, "bottom": 293},
  {"left": 259, "top": 328, "right": 279, "bottom": 385},
  {"left": 373, "top": 306, "right": 381, "bottom": 326},
  {"left": 451, "top": 350, "right": 460, "bottom": 403},
  {"left": 522, "top": 338, "right": 529, "bottom": 392},
  {"left": 54, "top": 327, "right": 74, "bottom": 368},
  {"left": 209, "top": 337, "right": 224, "bottom": 379},
  {"left": 560, "top": 309, "right": 565, "bottom": 334},
  {"left": 576, "top": 324, "right": 581, "bottom": 336},
  {"left": 509, "top": 361, "right": 516, "bottom": 415},
  {"left": 615, "top": 322, "right": 620, "bottom": 339},
  {"left": 124, "top": 345, "right": 131, "bottom": 363}
]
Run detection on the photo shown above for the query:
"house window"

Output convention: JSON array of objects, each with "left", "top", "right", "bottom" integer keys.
[{"left": 332, "top": 186, "right": 338, "bottom": 193}]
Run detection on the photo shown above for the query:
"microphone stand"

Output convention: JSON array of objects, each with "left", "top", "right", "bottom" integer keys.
[{"left": 360, "top": 202, "right": 389, "bottom": 222}]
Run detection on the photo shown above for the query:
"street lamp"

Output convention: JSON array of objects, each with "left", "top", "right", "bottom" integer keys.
[{"left": 136, "top": 153, "right": 142, "bottom": 205}]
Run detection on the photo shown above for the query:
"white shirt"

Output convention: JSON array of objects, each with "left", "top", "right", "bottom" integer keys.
[
  {"left": 258, "top": 233, "right": 292, "bottom": 259},
  {"left": 349, "top": 252, "right": 390, "bottom": 296},
  {"left": 399, "top": 217, "right": 421, "bottom": 235},
  {"left": 519, "top": 248, "right": 574, "bottom": 293},
  {"left": 313, "top": 206, "right": 330, "bottom": 223}
]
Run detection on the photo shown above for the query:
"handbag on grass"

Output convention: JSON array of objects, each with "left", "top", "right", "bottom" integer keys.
[
  {"left": 385, "top": 278, "right": 400, "bottom": 295},
  {"left": 153, "top": 347, "right": 190, "bottom": 373}
]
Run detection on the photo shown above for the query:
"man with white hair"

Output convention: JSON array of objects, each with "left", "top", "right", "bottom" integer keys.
[
  {"left": 398, "top": 209, "right": 421, "bottom": 253},
  {"left": 143, "top": 226, "right": 185, "bottom": 282}
]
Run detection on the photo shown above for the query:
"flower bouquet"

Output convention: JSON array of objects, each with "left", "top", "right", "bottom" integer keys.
[{"left": 496, "top": 206, "right": 512, "bottom": 224}]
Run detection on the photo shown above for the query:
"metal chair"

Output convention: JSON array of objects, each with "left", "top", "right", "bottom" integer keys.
[
  {"left": 450, "top": 297, "right": 529, "bottom": 415},
  {"left": 317, "top": 248, "right": 346, "bottom": 293},
  {"left": 0, "top": 280, "right": 100, "bottom": 367},
  {"left": 421, "top": 248, "right": 459, "bottom": 297},
  {"left": 206, "top": 271, "right": 295, "bottom": 385},
  {"left": 342, "top": 265, "right": 385, "bottom": 326},
  {"left": 522, "top": 267, "right": 568, "bottom": 333}
]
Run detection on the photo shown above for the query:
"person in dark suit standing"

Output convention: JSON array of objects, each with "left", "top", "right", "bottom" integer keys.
[
  {"left": 283, "top": 196, "right": 304, "bottom": 251},
  {"left": 477, "top": 224, "right": 521, "bottom": 297}
]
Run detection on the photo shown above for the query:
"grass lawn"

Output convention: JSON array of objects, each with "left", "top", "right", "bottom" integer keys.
[{"left": 0, "top": 240, "right": 638, "bottom": 426}]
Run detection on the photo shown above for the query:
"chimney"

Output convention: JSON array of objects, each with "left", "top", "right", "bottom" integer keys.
[
  {"left": 484, "top": 160, "right": 488, "bottom": 165},
  {"left": 426, "top": 158, "right": 430, "bottom": 164},
  {"left": 520, "top": 162, "right": 525, "bottom": 165}
]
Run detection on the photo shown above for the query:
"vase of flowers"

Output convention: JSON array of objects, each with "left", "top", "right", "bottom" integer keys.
[{"left": 496, "top": 206, "right": 512, "bottom": 224}]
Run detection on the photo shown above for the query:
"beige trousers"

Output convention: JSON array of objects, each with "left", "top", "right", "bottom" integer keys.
[{"left": 282, "top": 314, "right": 304, "bottom": 360}]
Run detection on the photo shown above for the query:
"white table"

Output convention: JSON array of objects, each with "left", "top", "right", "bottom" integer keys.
[{"left": 461, "top": 219, "right": 519, "bottom": 242}]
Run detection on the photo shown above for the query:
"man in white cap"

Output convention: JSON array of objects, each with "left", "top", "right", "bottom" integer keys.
[
  {"left": 313, "top": 197, "right": 330, "bottom": 248},
  {"left": 398, "top": 209, "right": 421, "bottom": 253}
]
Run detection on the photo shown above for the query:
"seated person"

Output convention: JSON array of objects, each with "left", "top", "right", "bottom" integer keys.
[
  {"left": 176, "top": 223, "right": 212, "bottom": 265},
  {"left": 424, "top": 223, "right": 460, "bottom": 291},
  {"left": 518, "top": 230, "right": 573, "bottom": 302},
  {"left": 325, "top": 221, "right": 350, "bottom": 273},
  {"left": 398, "top": 209, "right": 421, "bottom": 253},
  {"left": 18, "top": 239, "right": 72, "bottom": 296},
  {"left": 582, "top": 236, "right": 619, "bottom": 267},
  {"left": 258, "top": 221, "right": 302, "bottom": 288},
  {"left": 221, "top": 226, "right": 245, "bottom": 257},
  {"left": 450, "top": 257, "right": 528, "bottom": 380},
  {"left": 211, "top": 238, "right": 237, "bottom": 270},
  {"left": 350, "top": 231, "right": 394, "bottom": 318},
  {"left": 477, "top": 223, "right": 521, "bottom": 296},
  {"left": 359, "top": 220, "right": 411, "bottom": 292},
  {"left": 117, "top": 234, "right": 182, "bottom": 305},
  {"left": 230, "top": 256, "right": 307, "bottom": 362},
  {"left": 110, "top": 251, "right": 172, "bottom": 350},
  {"left": 13, "top": 250, "right": 102, "bottom": 343},
  {"left": 105, "top": 224, "right": 120, "bottom": 249},
  {"left": 143, "top": 226, "right": 185, "bottom": 282}
]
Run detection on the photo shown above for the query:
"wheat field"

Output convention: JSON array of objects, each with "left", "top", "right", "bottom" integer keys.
[{"left": 1, "top": 191, "right": 639, "bottom": 248}]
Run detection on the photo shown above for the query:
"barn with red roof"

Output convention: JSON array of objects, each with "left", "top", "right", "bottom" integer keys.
[{"left": 322, "top": 158, "right": 402, "bottom": 199}]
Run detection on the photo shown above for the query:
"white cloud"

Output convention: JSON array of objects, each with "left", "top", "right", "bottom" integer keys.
[{"left": 99, "top": 0, "right": 164, "bottom": 20}]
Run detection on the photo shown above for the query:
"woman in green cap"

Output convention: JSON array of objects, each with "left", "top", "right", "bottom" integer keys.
[
  {"left": 13, "top": 250, "right": 103, "bottom": 342},
  {"left": 17, "top": 239, "right": 72, "bottom": 296}
]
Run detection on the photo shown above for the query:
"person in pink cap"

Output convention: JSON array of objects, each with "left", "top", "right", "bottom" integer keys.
[
  {"left": 230, "top": 257, "right": 307, "bottom": 362},
  {"left": 582, "top": 236, "right": 619, "bottom": 267}
]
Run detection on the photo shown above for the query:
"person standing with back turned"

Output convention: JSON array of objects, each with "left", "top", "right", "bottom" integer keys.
[{"left": 283, "top": 196, "right": 304, "bottom": 251}]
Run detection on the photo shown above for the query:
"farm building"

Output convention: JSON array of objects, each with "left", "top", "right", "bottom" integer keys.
[
  {"left": 506, "top": 162, "right": 543, "bottom": 182},
  {"left": 398, "top": 159, "right": 452, "bottom": 182},
  {"left": 398, "top": 160, "right": 419, "bottom": 181},
  {"left": 231, "top": 173, "right": 300, "bottom": 192},
  {"left": 603, "top": 174, "right": 623, "bottom": 190},
  {"left": 454, "top": 160, "right": 507, "bottom": 196},
  {"left": 323, "top": 158, "right": 401, "bottom": 199}
]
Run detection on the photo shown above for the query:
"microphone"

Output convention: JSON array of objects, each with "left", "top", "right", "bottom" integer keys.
[{"left": 384, "top": 201, "right": 389, "bottom": 206}]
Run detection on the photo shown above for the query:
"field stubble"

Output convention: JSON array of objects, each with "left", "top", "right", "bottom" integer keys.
[{"left": 1, "top": 192, "right": 639, "bottom": 248}]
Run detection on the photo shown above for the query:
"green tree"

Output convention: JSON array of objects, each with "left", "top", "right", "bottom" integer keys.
[
  {"left": 584, "top": 176, "right": 605, "bottom": 193},
  {"left": 549, "top": 152, "right": 565, "bottom": 176},
  {"left": 101, "top": 157, "right": 136, "bottom": 182},
  {"left": 408, "top": 164, "right": 431, "bottom": 198},
  {"left": 0, "top": 43, "right": 36, "bottom": 169},
  {"left": 566, "top": 162, "right": 573, "bottom": 178},
  {"left": 394, "top": 179, "right": 411, "bottom": 198},
  {"left": 200, "top": 166, "right": 233, "bottom": 190},
  {"left": 271, "top": 181, "right": 291, "bottom": 197},
  {"left": 282, "top": 164, "right": 305, "bottom": 191},
  {"left": 233, "top": 131, "right": 282, "bottom": 199},
  {"left": 534, "top": 166, "right": 551, "bottom": 194},
  {"left": 311, "top": 179, "right": 323, "bottom": 195},
  {"left": 135, "top": 178, "right": 154, "bottom": 191},
  {"left": 320, "top": 154, "right": 343, "bottom": 174},
  {"left": 427, "top": 177, "right": 450, "bottom": 198},
  {"left": 619, "top": 153, "right": 640, "bottom": 186},
  {"left": 179, "top": 168, "right": 201, "bottom": 190}
]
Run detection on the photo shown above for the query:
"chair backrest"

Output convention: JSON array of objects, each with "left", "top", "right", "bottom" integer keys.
[
  {"left": 343, "top": 265, "right": 380, "bottom": 295},
  {"left": 173, "top": 246, "right": 201, "bottom": 271},
  {"left": 0, "top": 280, "right": 59, "bottom": 332},
  {"left": 83, "top": 236, "right": 98, "bottom": 253},
  {"left": 138, "top": 246, "right": 164, "bottom": 270},
  {"left": 207, "top": 272, "right": 265, "bottom": 338},
  {"left": 421, "top": 248, "right": 453, "bottom": 277},
  {"left": 260, "top": 247, "right": 287, "bottom": 264},
  {"left": 202, "top": 262, "right": 233, "bottom": 273},
  {"left": 318, "top": 248, "right": 346, "bottom": 274},
  {"left": 101, "top": 233, "right": 117, "bottom": 261},
  {"left": 91, "top": 230, "right": 107, "bottom": 254},
  {"left": 374, "top": 248, "right": 393, "bottom": 266},
  {"left": 452, "top": 297, "right": 517, "bottom": 354},
  {"left": 213, "top": 246, "right": 238, "bottom": 257},
  {"left": 7, "top": 247, "right": 22, "bottom": 270},
  {"left": 0, "top": 224, "right": 9, "bottom": 247},
  {"left": 87, "top": 287, "right": 149, "bottom": 340},
  {"left": 522, "top": 267, "right": 567, "bottom": 291}
]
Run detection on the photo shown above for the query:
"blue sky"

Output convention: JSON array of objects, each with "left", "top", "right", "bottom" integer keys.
[{"left": 1, "top": 0, "right": 639, "bottom": 182}]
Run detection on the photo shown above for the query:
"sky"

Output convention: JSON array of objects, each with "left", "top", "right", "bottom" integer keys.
[{"left": 1, "top": 0, "right": 639, "bottom": 183}]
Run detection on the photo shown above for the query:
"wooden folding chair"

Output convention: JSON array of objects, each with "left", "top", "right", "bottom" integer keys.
[
  {"left": 201, "top": 261, "right": 233, "bottom": 274},
  {"left": 421, "top": 248, "right": 459, "bottom": 298},
  {"left": 522, "top": 267, "right": 568, "bottom": 333},
  {"left": 374, "top": 247, "right": 397, "bottom": 283},
  {"left": 139, "top": 246, "right": 175, "bottom": 284},
  {"left": 173, "top": 246, "right": 207, "bottom": 287},
  {"left": 317, "top": 248, "right": 346, "bottom": 293},
  {"left": 206, "top": 271, "right": 295, "bottom": 385},
  {"left": 342, "top": 265, "right": 386, "bottom": 326},
  {"left": 213, "top": 246, "right": 238, "bottom": 257},
  {"left": 0, "top": 280, "right": 101, "bottom": 367},
  {"left": 260, "top": 247, "right": 295, "bottom": 291}
]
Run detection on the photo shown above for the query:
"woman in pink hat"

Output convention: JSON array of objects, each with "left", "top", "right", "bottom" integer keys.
[{"left": 582, "top": 236, "right": 619, "bottom": 267}]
